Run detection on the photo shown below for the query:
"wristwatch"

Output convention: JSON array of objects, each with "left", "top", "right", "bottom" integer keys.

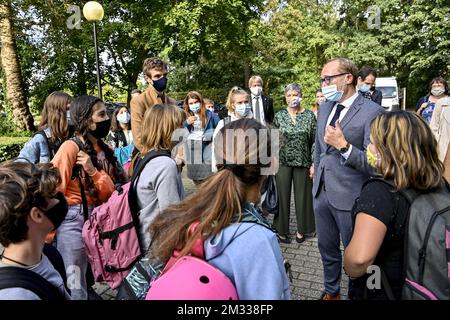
[{"left": 339, "top": 142, "right": 350, "bottom": 154}]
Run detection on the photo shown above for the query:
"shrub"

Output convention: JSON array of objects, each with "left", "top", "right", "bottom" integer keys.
[{"left": 0, "top": 136, "right": 30, "bottom": 162}]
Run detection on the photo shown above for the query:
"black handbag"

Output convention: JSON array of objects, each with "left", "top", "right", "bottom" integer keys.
[{"left": 261, "top": 175, "right": 279, "bottom": 216}]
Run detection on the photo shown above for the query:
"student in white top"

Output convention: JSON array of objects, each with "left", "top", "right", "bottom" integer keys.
[{"left": 211, "top": 86, "right": 253, "bottom": 172}]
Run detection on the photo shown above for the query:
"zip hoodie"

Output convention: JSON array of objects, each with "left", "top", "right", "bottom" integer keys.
[{"left": 204, "top": 203, "right": 291, "bottom": 300}]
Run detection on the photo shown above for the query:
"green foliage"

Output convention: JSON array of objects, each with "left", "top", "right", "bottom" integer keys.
[
  {"left": 6, "top": 0, "right": 450, "bottom": 123},
  {"left": 169, "top": 88, "right": 229, "bottom": 103},
  {"left": 0, "top": 136, "right": 30, "bottom": 162}
]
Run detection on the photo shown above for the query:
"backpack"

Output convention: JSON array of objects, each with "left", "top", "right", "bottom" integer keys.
[
  {"left": 82, "top": 149, "right": 171, "bottom": 289},
  {"left": 145, "top": 209, "right": 277, "bottom": 300},
  {"left": 0, "top": 244, "right": 68, "bottom": 300},
  {"left": 361, "top": 178, "right": 450, "bottom": 300}
]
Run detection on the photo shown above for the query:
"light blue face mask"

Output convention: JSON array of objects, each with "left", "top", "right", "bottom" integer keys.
[
  {"left": 359, "top": 83, "right": 371, "bottom": 93},
  {"left": 322, "top": 84, "right": 344, "bottom": 102},
  {"left": 235, "top": 103, "right": 250, "bottom": 117},
  {"left": 189, "top": 103, "right": 201, "bottom": 113}
]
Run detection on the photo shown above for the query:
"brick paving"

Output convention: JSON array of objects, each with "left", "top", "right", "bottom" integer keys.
[{"left": 94, "top": 171, "right": 349, "bottom": 300}]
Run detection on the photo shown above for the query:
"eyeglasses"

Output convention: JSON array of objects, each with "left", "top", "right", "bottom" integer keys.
[{"left": 320, "top": 73, "right": 349, "bottom": 85}]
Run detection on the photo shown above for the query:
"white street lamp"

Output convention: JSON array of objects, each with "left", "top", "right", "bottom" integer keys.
[{"left": 83, "top": 1, "right": 104, "bottom": 99}]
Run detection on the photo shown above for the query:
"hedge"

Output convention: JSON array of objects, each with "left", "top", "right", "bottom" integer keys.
[
  {"left": 168, "top": 89, "right": 229, "bottom": 103},
  {"left": 0, "top": 136, "right": 30, "bottom": 162}
]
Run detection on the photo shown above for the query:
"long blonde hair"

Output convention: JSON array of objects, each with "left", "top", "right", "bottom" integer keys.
[
  {"left": 140, "top": 104, "right": 184, "bottom": 155},
  {"left": 370, "top": 111, "right": 444, "bottom": 191}
]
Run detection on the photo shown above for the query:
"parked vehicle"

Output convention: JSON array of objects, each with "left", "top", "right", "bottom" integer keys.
[{"left": 375, "top": 77, "right": 400, "bottom": 112}]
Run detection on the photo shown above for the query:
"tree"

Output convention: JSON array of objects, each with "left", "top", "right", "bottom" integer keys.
[{"left": 0, "top": 0, "right": 35, "bottom": 131}]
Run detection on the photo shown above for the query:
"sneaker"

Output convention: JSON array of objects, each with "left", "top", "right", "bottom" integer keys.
[{"left": 318, "top": 291, "right": 341, "bottom": 300}]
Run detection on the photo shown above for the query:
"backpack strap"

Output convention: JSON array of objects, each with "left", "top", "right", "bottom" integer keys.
[
  {"left": 42, "top": 244, "right": 70, "bottom": 294},
  {"left": 128, "top": 149, "right": 172, "bottom": 218},
  {"left": 33, "top": 130, "right": 54, "bottom": 160},
  {"left": 223, "top": 116, "right": 231, "bottom": 126},
  {"left": 70, "top": 137, "right": 90, "bottom": 221},
  {"left": 0, "top": 266, "right": 66, "bottom": 300}
]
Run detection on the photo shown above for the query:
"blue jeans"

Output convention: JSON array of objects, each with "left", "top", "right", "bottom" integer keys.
[{"left": 55, "top": 204, "right": 88, "bottom": 300}]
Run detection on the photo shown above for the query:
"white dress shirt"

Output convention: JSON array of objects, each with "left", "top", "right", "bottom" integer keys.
[
  {"left": 251, "top": 94, "right": 266, "bottom": 125},
  {"left": 325, "top": 92, "right": 359, "bottom": 159}
]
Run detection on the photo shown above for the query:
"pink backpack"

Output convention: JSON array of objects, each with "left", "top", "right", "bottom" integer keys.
[{"left": 82, "top": 150, "right": 171, "bottom": 289}]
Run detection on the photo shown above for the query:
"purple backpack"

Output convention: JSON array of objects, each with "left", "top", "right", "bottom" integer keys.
[{"left": 82, "top": 150, "right": 171, "bottom": 289}]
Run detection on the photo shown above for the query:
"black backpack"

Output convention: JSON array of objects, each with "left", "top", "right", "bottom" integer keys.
[
  {"left": 0, "top": 244, "right": 68, "bottom": 300},
  {"left": 32, "top": 130, "right": 64, "bottom": 161}
]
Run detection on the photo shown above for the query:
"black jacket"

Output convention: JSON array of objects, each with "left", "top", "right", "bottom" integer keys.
[{"left": 252, "top": 94, "right": 274, "bottom": 124}]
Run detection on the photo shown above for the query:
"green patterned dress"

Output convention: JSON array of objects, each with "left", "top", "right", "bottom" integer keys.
[{"left": 273, "top": 108, "right": 316, "bottom": 168}]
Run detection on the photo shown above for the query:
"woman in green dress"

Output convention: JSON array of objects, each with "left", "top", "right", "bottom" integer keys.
[{"left": 273, "top": 83, "right": 316, "bottom": 244}]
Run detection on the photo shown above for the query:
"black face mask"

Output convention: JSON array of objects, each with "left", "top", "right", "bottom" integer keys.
[
  {"left": 39, "top": 192, "right": 68, "bottom": 230},
  {"left": 152, "top": 76, "right": 168, "bottom": 93},
  {"left": 91, "top": 118, "right": 111, "bottom": 139}
]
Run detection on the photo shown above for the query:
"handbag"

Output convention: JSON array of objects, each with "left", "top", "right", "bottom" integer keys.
[{"left": 261, "top": 175, "right": 279, "bottom": 216}]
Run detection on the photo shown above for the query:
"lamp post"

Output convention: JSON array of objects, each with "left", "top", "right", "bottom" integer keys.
[{"left": 83, "top": 1, "right": 104, "bottom": 100}]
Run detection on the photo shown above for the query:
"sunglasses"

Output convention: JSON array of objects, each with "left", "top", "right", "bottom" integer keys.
[{"left": 320, "top": 73, "right": 349, "bottom": 85}]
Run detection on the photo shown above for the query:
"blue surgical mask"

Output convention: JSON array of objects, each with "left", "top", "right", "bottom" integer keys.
[
  {"left": 235, "top": 103, "right": 250, "bottom": 117},
  {"left": 189, "top": 103, "right": 201, "bottom": 113},
  {"left": 152, "top": 76, "right": 168, "bottom": 92},
  {"left": 359, "top": 83, "right": 370, "bottom": 93},
  {"left": 322, "top": 84, "right": 344, "bottom": 102},
  {"left": 117, "top": 112, "right": 131, "bottom": 124}
]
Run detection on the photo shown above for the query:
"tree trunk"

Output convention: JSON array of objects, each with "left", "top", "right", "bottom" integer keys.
[{"left": 0, "top": 0, "right": 35, "bottom": 131}]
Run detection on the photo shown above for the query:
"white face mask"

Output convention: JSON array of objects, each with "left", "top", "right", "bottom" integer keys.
[
  {"left": 117, "top": 112, "right": 131, "bottom": 124},
  {"left": 250, "top": 86, "right": 262, "bottom": 96},
  {"left": 431, "top": 87, "right": 445, "bottom": 97},
  {"left": 289, "top": 96, "right": 302, "bottom": 108}
]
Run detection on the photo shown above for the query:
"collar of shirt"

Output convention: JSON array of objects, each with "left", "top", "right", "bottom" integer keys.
[{"left": 339, "top": 91, "right": 359, "bottom": 109}]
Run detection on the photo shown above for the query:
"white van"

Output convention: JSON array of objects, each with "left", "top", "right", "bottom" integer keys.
[{"left": 375, "top": 77, "right": 400, "bottom": 111}]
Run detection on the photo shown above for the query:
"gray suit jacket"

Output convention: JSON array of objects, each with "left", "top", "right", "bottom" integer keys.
[{"left": 313, "top": 94, "right": 384, "bottom": 211}]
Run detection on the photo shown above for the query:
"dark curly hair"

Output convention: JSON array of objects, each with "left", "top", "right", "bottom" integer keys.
[
  {"left": 0, "top": 161, "right": 61, "bottom": 246},
  {"left": 69, "top": 96, "right": 127, "bottom": 200}
]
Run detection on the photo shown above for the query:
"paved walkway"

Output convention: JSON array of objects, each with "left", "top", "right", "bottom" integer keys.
[{"left": 95, "top": 172, "right": 349, "bottom": 300}]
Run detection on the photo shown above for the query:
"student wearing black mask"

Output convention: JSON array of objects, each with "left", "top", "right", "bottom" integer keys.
[
  {"left": 130, "top": 57, "right": 177, "bottom": 153},
  {"left": 0, "top": 161, "right": 71, "bottom": 300},
  {"left": 50, "top": 96, "right": 126, "bottom": 300}
]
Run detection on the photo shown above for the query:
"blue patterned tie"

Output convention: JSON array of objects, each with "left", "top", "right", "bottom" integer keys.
[{"left": 329, "top": 104, "right": 345, "bottom": 127}]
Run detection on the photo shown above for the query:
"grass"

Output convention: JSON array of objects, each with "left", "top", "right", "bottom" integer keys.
[{"left": 0, "top": 136, "right": 30, "bottom": 145}]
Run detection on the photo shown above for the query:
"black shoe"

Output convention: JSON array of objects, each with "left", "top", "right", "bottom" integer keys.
[
  {"left": 87, "top": 287, "right": 103, "bottom": 300},
  {"left": 295, "top": 233, "right": 305, "bottom": 243},
  {"left": 277, "top": 234, "right": 291, "bottom": 244}
]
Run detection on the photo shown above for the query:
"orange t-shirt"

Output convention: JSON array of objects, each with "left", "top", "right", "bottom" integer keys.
[{"left": 51, "top": 140, "right": 115, "bottom": 206}]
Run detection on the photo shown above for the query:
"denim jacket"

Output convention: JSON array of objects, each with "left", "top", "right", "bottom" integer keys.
[{"left": 18, "top": 128, "right": 52, "bottom": 164}]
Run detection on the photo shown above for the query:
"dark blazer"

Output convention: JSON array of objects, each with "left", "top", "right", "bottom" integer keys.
[
  {"left": 371, "top": 89, "right": 383, "bottom": 106},
  {"left": 313, "top": 94, "right": 384, "bottom": 211},
  {"left": 260, "top": 94, "right": 274, "bottom": 124}
]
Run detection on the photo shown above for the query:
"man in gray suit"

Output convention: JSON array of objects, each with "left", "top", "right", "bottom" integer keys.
[{"left": 312, "top": 58, "right": 383, "bottom": 300}]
